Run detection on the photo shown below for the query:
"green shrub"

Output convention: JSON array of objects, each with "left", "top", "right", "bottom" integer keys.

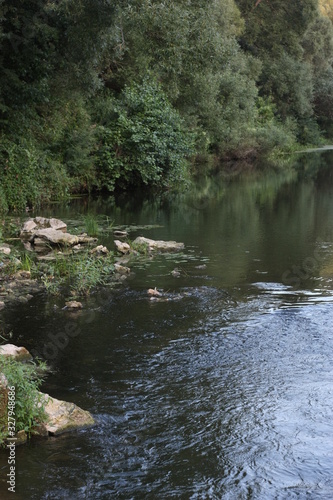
[
  {"left": 0, "top": 138, "right": 42, "bottom": 211},
  {"left": 0, "top": 357, "right": 47, "bottom": 444},
  {"left": 93, "top": 77, "right": 194, "bottom": 191},
  {"left": 84, "top": 214, "right": 100, "bottom": 236}
]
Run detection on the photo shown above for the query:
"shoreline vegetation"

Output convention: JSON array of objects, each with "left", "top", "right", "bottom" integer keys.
[{"left": 2, "top": 1, "right": 333, "bottom": 213}]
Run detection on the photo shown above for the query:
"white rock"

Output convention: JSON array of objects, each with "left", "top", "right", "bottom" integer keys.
[
  {"left": 40, "top": 393, "right": 95, "bottom": 435},
  {"left": 114, "top": 263, "right": 130, "bottom": 274},
  {"left": 20, "top": 217, "right": 67, "bottom": 239},
  {"left": 133, "top": 236, "right": 184, "bottom": 252},
  {"left": 90, "top": 245, "right": 109, "bottom": 254},
  {"left": 114, "top": 240, "right": 131, "bottom": 254},
  {"left": 65, "top": 301, "right": 83, "bottom": 310},
  {"left": 147, "top": 288, "right": 162, "bottom": 297},
  {"left": 0, "top": 344, "right": 32, "bottom": 361}
]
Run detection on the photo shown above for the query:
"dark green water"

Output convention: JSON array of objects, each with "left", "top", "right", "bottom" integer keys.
[{"left": 1, "top": 156, "right": 333, "bottom": 499}]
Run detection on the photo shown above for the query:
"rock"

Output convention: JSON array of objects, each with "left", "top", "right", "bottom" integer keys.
[
  {"left": 195, "top": 264, "right": 207, "bottom": 270},
  {"left": 147, "top": 288, "right": 162, "bottom": 297},
  {"left": 113, "top": 230, "right": 128, "bottom": 238},
  {"left": 31, "top": 228, "right": 97, "bottom": 248},
  {"left": 0, "top": 349, "right": 95, "bottom": 441},
  {"left": 14, "top": 270, "right": 31, "bottom": 280},
  {"left": 65, "top": 301, "right": 83, "bottom": 310},
  {"left": 114, "top": 240, "right": 131, "bottom": 254},
  {"left": 23, "top": 241, "right": 34, "bottom": 252},
  {"left": 48, "top": 218, "right": 68, "bottom": 232},
  {"left": 21, "top": 217, "right": 67, "bottom": 239},
  {"left": 41, "top": 393, "right": 95, "bottom": 436},
  {"left": 31, "top": 422, "right": 49, "bottom": 438},
  {"left": 171, "top": 268, "right": 181, "bottom": 278},
  {"left": 21, "top": 219, "right": 37, "bottom": 234},
  {"left": 90, "top": 245, "right": 109, "bottom": 255},
  {"left": 0, "top": 344, "right": 32, "bottom": 362},
  {"left": 33, "top": 228, "right": 79, "bottom": 246},
  {"left": 14, "top": 430, "right": 28, "bottom": 445},
  {"left": 114, "top": 263, "right": 130, "bottom": 275},
  {"left": 133, "top": 236, "right": 184, "bottom": 252},
  {"left": 0, "top": 301, "right": 5, "bottom": 310},
  {"left": 0, "top": 245, "right": 11, "bottom": 256}
]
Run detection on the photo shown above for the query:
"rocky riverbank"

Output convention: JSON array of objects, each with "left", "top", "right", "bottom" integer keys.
[{"left": 0, "top": 216, "right": 185, "bottom": 311}]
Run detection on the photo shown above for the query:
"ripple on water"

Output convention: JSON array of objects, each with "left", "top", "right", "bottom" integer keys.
[{"left": 5, "top": 286, "right": 333, "bottom": 499}]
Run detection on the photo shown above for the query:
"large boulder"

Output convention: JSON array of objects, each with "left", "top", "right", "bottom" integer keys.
[{"left": 133, "top": 236, "right": 184, "bottom": 252}]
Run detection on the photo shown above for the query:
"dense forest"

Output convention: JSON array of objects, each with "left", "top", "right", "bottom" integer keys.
[{"left": 1, "top": 0, "right": 333, "bottom": 211}]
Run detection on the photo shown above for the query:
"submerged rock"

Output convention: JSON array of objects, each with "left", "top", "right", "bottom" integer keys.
[
  {"left": 133, "top": 236, "right": 184, "bottom": 252},
  {"left": 171, "top": 268, "right": 181, "bottom": 278}
]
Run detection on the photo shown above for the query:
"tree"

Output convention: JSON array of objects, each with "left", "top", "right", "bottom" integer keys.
[
  {"left": 236, "top": 0, "right": 320, "bottom": 142},
  {"left": 94, "top": 77, "right": 193, "bottom": 191},
  {"left": 102, "top": 0, "right": 259, "bottom": 154}
]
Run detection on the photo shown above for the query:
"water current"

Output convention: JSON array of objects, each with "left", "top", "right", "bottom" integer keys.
[{"left": 1, "top": 154, "right": 333, "bottom": 499}]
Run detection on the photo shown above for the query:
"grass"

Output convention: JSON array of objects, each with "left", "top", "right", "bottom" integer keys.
[
  {"left": 40, "top": 250, "right": 116, "bottom": 297},
  {"left": 0, "top": 356, "right": 48, "bottom": 445},
  {"left": 19, "top": 253, "right": 33, "bottom": 272},
  {"left": 129, "top": 239, "right": 150, "bottom": 255},
  {"left": 84, "top": 214, "right": 100, "bottom": 237}
]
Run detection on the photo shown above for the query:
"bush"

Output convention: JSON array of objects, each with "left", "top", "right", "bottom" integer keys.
[
  {"left": 94, "top": 77, "right": 194, "bottom": 191},
  {"left": 0, "top": 138, "right": 42, "bottom": 211},
  {"left": 0, "top": 356, "right": 47, "bottom": 444}
]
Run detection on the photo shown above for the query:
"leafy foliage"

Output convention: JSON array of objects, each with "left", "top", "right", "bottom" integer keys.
[
  {"left": 1, "top": 0, "right": 333, "bottom": 211},
  {"left": 0, "top": 356, "right": 47, "bottom": 443},
  {"left": 94, "top": 78, "right": 193, "bottom": 190}
]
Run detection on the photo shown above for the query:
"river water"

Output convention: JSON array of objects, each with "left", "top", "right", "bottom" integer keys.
[{"left": 1, "top": 154, "right": 333, "bottom": 499}]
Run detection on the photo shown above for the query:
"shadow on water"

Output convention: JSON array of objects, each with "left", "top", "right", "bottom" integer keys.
[{"left": 1, "top": 155, "right": 333, "bottom": 498}]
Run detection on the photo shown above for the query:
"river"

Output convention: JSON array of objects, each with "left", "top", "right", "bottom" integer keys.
[{"left": 1, "top": 153, "right": 333, "bottom": 499}]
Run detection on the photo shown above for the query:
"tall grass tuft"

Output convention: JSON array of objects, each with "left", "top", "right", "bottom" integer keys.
[{"left": 84, "top": 214, "right": 99, "bottom": 237}]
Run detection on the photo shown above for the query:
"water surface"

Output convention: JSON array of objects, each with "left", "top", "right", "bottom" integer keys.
[{"left": 1, "top": 157, "right": 333, "bottom": 499}]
